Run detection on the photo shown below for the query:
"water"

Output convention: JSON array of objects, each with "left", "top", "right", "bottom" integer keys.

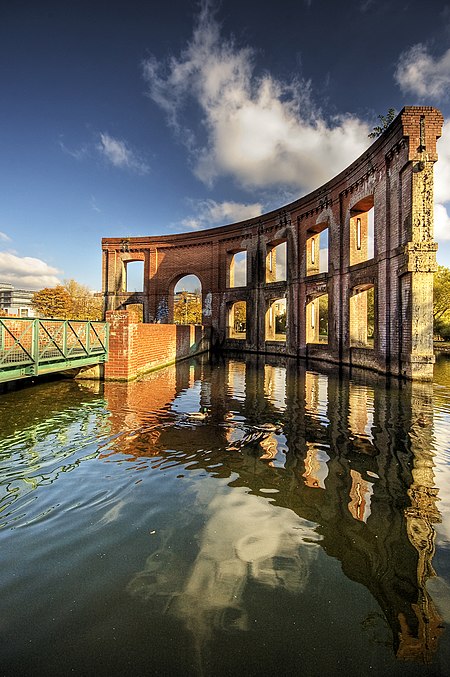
[{"left": 1, "top": 353, "right": 450, "bottom": 676}]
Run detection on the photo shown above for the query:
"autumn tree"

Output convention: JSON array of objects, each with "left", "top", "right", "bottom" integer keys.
[
  {"left": 62, "top": 279, "right": 102, "bottom": 320},
  {"left": 32, "top": 286, "right": 72, "bottom": 318},
  {"left": 32, "top": 279, "right": 102, "bottom": 320},
  {"left": 173, "top": 291, "right": 202, "bottom": 324}
]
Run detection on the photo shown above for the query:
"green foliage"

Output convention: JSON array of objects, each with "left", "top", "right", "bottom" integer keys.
[
  {"left": 368, "top": 108, "right": 396, "bottom": 139},
  {"left": 319, "top": 295, "right": 328, "bottom": 336},
  {"left": 367, "top": 287, "right": 374, "bottom": 338},
  {"left": 434, "top": 265, "right": 450, "bottom": 339},
  {"left": 32, "top": 279, "right": 103, "bottom": 320},
  {"left": 275, "top": 311, "right": 286, "bottom": 334},
  {"left": 233, "top": 301, "right": 246, "bottom": 324}
]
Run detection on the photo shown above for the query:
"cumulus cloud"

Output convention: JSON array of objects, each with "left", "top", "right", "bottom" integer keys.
[
  {"left": 181, "top": 199, "right": 263, "bottom": 230},
  {"left": 395, "top": 43, "right": 450, "bottom": 99},
  {"left": 97, "top": 133, "right": 149, "bottom": 174},
  {"left": 0, "top": 252, "right": 62, "bottom": 289},
  {"left": 142, "top": 4, "right": 370, "bottom": 193}
]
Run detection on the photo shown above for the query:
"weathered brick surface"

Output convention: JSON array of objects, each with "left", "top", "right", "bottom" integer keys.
[
  {"left": 102, "top": 107, "right": 444, "bottom": 381},
  {"left": 105, "top": 310, "right": 209, "bottom": 380}
]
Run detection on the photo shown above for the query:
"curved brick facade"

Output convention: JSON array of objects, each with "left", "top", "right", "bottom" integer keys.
[{"left": 102, "top": 106, "right": 444, "bottom": 380}]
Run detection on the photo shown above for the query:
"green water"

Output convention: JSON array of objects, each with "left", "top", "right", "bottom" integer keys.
[{"left": 1, "top": 353, "right": 450, "bottom": 676}]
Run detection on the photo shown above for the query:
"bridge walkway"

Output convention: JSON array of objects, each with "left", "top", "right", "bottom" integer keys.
[{"left": 0, "top": 317, "right": 109, "bottom": 383}]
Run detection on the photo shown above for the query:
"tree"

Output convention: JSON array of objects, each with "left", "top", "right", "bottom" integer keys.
[
  {"left": 434, "top": 265, "right": 450, "bottom": 339},
  {"left": 368, "top": 108, "right": 396, "bottom": 139},
  {"left": 32, "top": 279, "right": 103, "bottom": 320},
  {"left": 62, "top": 279, "right": 102, "bottom": 320},
  {"left": 32, "top": 286, "right": 72, "bottom": 318},
  {"left": 174, "top": 292, "right": 202, "bottom": 324}
]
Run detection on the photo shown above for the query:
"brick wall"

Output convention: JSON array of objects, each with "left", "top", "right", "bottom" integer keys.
[{"left": 104, "top": 308, "right": 209, "bottom": 380}]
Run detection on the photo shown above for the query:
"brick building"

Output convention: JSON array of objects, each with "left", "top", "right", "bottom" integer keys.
[
  {"left": 102, "top": 107, "right": 444, "bottom": 380},
  {"left": 0, "top": 283, "right": 35, "bottom": 317}
]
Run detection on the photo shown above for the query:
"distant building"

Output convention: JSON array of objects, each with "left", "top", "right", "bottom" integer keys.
[
  {"left": 0, "top": 283, "right": 35, "bottom": 317},
  {"left": 174, "top": 291, "right": 201, "bottom": 304}
]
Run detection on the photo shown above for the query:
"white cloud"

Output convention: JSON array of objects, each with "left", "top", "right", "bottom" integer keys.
[
  {"left": 434, "top": 120, "right": 450, "bottom": 242},
  {"left": 0, "top": 232, "right": 11, "bottom": 242},
  {"left": 97, "top": 133, "right": 149, "bottom": 174},
  {"left": 90, "top": 195, "right": 101, "bottom": 213},
  {"left": 58, "top": 138, "right": 90, "bottom": 161},
  {"left": 143, "top": 5, "right": 370, "bottom": 193},
  {"left": 181, "top": 199, "right": 263, "bottom": 230},
  {"left": 435, "top": 204, "right": 450, "bottom": 241},
  {"left": 395, "top": 43, "right": 450, "bottom": 99},
  {"left": 0, "top": 252, "right": 62, "bottom": 289}
]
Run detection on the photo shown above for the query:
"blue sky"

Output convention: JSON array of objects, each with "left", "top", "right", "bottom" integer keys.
[{"left": 1, "top": 0, "right": 450, "bottom": 291}]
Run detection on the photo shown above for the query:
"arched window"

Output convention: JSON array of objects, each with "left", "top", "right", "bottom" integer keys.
[{"left": 349, "top": 197, "right": 374, "bottom": 266}]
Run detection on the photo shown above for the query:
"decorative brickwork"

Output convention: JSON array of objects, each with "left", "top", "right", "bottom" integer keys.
[{"left": 102, "top": 107, "right": 444, "bottom": 380}]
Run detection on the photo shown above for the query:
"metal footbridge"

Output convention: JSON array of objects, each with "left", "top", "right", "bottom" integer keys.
[{"left": 0, "top": 317, "right": 109, "bottom": 383}]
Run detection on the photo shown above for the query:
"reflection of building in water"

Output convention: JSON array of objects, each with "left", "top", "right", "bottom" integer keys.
[
  {"left": 264, "top": 365, "right": 286, "bottom": 410},
  {"left": 348, "top": 469, "right": 373, "bottom": 522},
  {"left": 397, "top": 384, "right": 443, "bottom": 663},
  {"left": 348, "top": 384, "right": 374, "bottom": 441},
  {"left": 123, "top": 355, "right": 443, "bottom": 666},
  {"left": 227, "top": 361, "right": 246, "bottom": 400},
  {"left": 302, "top": 442, "right": 330, "bottom": 489},
  {"left": 304, "top": 371, "right": 328, "bottom": 419}
]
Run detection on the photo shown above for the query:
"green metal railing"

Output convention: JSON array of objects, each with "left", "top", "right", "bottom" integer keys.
[{"left": 0, "top": 317, "right": 109, "bottom": 383}]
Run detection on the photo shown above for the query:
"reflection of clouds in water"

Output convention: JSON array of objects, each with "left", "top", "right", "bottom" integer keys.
[{"left": 128, "top": 489, "right": 320, "bottom": 645}]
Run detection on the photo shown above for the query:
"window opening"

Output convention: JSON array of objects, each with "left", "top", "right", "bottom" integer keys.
[
  {"left": 350, "top": 285, "right": 374, "bottom": 348},
  {"left": 266, "top": 242, "right": 287, "bottom": 283},
  {"left": 229, "top": 301, "right": 246, "bottom": 339},
  {"left": 174, "top": 275, "right": 202, "bottom": 325},
  {"left": 306, "top": 226, "right": 328, "bottom": 276},
  {"left": 306, "top": 294, "right": 328, "bottom": 344},
  {"left": 350, "top": 197, "right": 374, "bottom": 266},
  {"left": 125, "top": 260, "right": 144, "bottom": 293},
  {"left": 266, "top": 298, "right": 286, "bottom": 341}
]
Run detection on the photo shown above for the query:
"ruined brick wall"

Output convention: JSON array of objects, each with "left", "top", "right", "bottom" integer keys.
[
  {"left": 102, "top": 107, "right": 444, "bottom": 380},
  {"left": 105, "top": 309, "right": 209, "bottom": 381}
]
